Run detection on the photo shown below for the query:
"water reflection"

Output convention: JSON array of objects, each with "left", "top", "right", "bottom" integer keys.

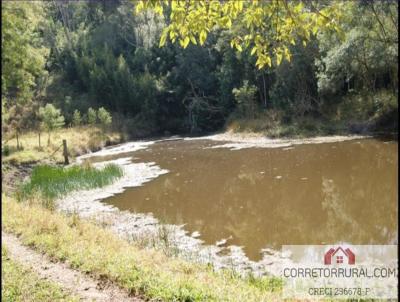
[{"left": 104, "top": 139, "right": 398, "bottom": 260}]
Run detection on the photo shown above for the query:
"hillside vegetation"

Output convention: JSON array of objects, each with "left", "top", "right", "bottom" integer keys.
[
  {"left": 2, "top": 1, "right": 398, "bottom": 143},
  {"left": 1, "top": 1, "right": 398, "bottom": 301}
]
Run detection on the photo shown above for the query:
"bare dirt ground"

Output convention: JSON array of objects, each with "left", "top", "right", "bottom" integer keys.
[
  {"left": 1, "top": 163, "right": 33, "bottom": 194},
  {"left": 2, "top": 232, "right": 141, "bottom": 302}
]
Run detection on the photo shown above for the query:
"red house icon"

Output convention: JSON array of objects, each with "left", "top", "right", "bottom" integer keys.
[{"left": 324, "top": 246, "right": 355, "bottom": 265}]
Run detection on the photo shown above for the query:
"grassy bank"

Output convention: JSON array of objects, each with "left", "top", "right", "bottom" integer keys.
[
  {"left": 2, "top": 126, "right": 122, "bottom": 165},
  {"left": 225, "top": 90, "right": 398, "bottom": 138},
  {"left": 2, "top": 247, "right": 77, "bottom": 302},
  {"left": 17, "top": 164, "right": 123, "bottom": 207},
  {"left": 2, "top": 197, "right": 282, "bottom": 301},
  {"left": 226, "top": 115, "right": 349, "bottom": 138}
]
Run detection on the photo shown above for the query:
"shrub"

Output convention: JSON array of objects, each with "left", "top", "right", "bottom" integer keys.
[
  {"left": 38, "top": 104, "right": 65, "bottom": 145},
  {"left": 87, "top": 107, "right": 97, "bottom": 125},
  {"left": 2, "top": 145, "right": 11, "bottom": 156},
  {"left": 72, "top": 110, "right": 82, "bottom": 127},
  {"left": 97, "top": 107, "right": 112, "bottom": 129},
  {"left": 232, "top": 81, "right": 259, "bottom": 119},
  {"left": 81, "top": 113, "right": 88, "bottom": 125}
]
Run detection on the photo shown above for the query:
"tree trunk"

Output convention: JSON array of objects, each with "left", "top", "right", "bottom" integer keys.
[
  {"left": 262, "top": 73, "right": 267, "bottom": 108},
  {"left": 48, "top": 132, "right": 51, "bottom": 146},
  {"left": 63, "top": 139, "right": 69, "bottom": 165},
  {"left": 16, "top": 132, "right": 20, "bottom": 150},
  {"left": 38, "top": 132, "right": 41, "bottom": 148},
  {"left": 392, "top": 69, "right": 398, "bottom": 93}
]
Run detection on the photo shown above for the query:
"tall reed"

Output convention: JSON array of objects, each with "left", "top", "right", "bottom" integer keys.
[{"left": 18, "top": 163, "right": 123, "bottom": 206}]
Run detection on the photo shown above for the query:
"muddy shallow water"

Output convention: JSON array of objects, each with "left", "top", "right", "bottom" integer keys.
[{"left": 91, "top": 138, "right": 397, "bottom": 261}]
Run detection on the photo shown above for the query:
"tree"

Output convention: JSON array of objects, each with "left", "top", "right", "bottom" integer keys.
[
  {"left": 87, "top": 107, "right": 97, "bottom": 125},
  {"left": 97, "top": 107, "right": 112, "bottom": 130},
  {"left": 72, "top": 109, "right": 82, "bottom": 127},
  {"left": 38, "top": 104, "right": 65, "bottom": 145},
  {"left": 32, "top": 105, "right": 44, "bottom": 148},
  {"left": 232, "top": 81, "right": 258, "bottom": 119},
  {"left": 37, "top": 120, "right": 45, "bottom": 148},
  {"left": 316, "top": 1, "right": 398, "bottom": 95},
  {"left": 4, "top": 0, "right": 393, "bottom": 139},
  {"left": 5, "top": 104, "right": 32, "bottom": 150},
  {"left": 2, "top": 2, "right": 49, "bottom": 105},
  {"left": 135, "top": 0, "right": 344, "bottom": 68}
]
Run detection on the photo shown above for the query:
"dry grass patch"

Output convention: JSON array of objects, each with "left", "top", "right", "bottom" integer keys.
[{"left": 2, "top": 126, "right": 121, "bottom": 165}]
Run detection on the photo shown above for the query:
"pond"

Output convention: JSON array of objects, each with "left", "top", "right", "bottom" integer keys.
[{"left": 99, "top": 138, "right": 397, "bottom": 261}]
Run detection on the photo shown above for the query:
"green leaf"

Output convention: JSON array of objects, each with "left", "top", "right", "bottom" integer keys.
[
  {"left": 226, "top": 18, "right": 232, "bottom": 28},
  {"left": 256, "top": 57, "right": 264, "bottom": 69},
  {"left": 276, "top": 53, "right": 282, "bottom": 65},
  {"left": 284, "top": 47, "right": 291, "bottom": 62},
  {"left": 154, "top": 5, "right": 163, "bottom": 16},
  {"left": 199, "top": 30, "right": 207, "bottom": 45},
  {"left": 312, "top": 25, "right": 318, "bottom": 35},
  {"left": 266, "top": 56, "right": 272, "bottom": 67},
  {"left": 171, "top": 0, "right": 177, "bottom": 10},
  {"left": 182, "top": 36, "right": 190, "bottom": 48},
  {"left": 159, "top": 30, "right": 168, "bottom": 47},
  {"left": 135, "top": 2, "right": 144, "bottom": 14},
  {"left": 190, "top": 35, "right": 197, "bottom": 45}
]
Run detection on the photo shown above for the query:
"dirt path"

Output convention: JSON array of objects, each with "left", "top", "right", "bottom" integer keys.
[{"left": 2, "top": 232, "right": 141, "bottom": 302}]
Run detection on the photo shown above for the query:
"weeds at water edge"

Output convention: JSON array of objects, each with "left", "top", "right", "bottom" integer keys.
[{"left": 16, "top": 163, "right": 123, "bottom": 208}]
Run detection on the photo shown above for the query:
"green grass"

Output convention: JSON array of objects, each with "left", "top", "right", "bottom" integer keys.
[
  {"left": 1, "top": 247, "right": 78, "bottom": 302},
  {"left": 2, "top": 197, "right": 283, "bottom": 301},
  {"left": 17, "top": 163, "right": 123, "bottom": 204}
]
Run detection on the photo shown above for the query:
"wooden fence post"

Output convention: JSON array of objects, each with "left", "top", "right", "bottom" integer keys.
[{"left": 63, "top": 139, "right": 69, "bottom": 165}]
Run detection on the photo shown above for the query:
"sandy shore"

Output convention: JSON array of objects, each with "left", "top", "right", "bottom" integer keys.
[
  {"left": 76, "top": 141, "right": 156, "bottom": 163},
  {"left": 185, "top": 131, "right": 370, "bottom": 150}
]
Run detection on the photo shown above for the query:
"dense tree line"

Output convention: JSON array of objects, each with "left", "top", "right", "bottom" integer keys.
[{"left": 2, "top": 0, "right": 398, "bottom": 140}]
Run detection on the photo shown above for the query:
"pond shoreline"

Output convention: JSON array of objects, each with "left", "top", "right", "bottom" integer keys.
[
  {"left": 15, "top": 133, "right": 386, "bottom": 277},
  {"left": 56, "top": 139, "right": 297, "bottom": 277},
  {"left": 54, "top": 133, "right": 386, "bottom": 277}
]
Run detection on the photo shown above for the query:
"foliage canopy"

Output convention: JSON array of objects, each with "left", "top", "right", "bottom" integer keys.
[{"left": 135, "top": 0, "right": 344, "bottom": 68}]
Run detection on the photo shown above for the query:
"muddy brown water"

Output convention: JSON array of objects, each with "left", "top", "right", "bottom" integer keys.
[{"left": 94, "top": 138, "right": 398, "bottom": 261}]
